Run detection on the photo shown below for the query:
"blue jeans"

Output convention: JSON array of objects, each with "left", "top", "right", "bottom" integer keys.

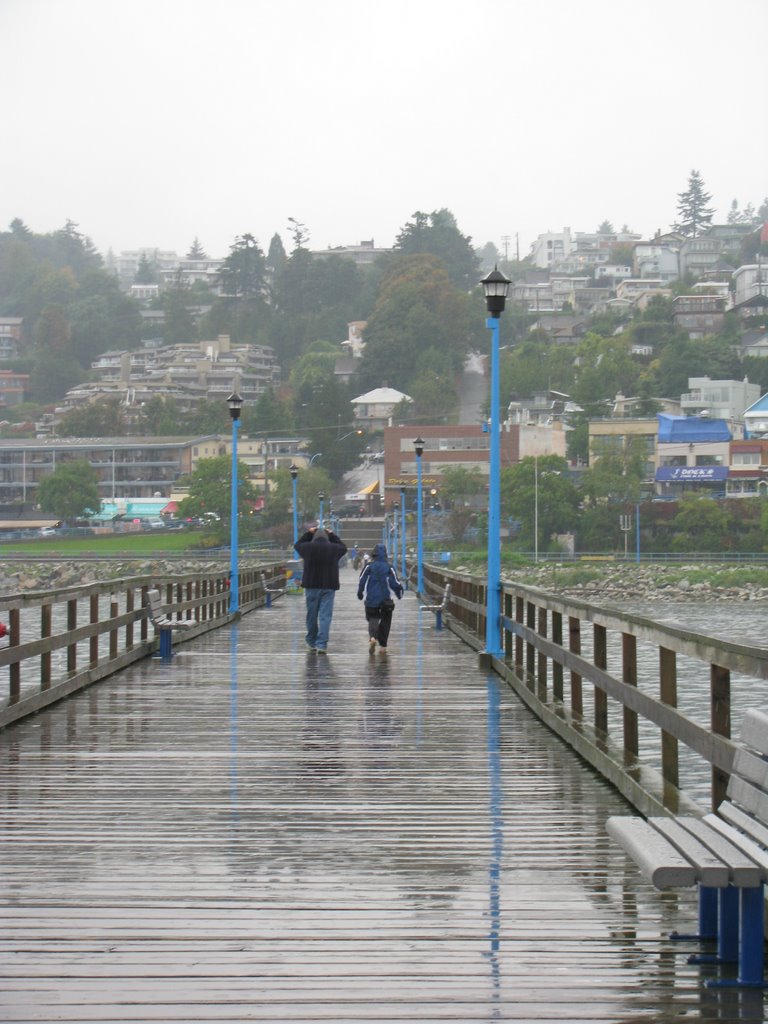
[{"left": 304, "top": 589, "right": 335, "bottom": 650}]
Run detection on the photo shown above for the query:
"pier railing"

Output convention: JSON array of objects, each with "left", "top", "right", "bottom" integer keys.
[
  {"left": 0, "top": 561, "right": 286, "bottom": 729},
  {"left": 422, "top": 563, "right": 768, "bottom": 817}
]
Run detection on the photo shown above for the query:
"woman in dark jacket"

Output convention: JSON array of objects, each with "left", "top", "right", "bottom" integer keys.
[{"left": 357, "top": 543, "right": 403, "bottom": 652}]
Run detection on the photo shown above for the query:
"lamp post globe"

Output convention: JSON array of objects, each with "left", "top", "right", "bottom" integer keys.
[
  {"left": 480, "top": 267, "right": 510, "bottom": 657},
  {"left": 227, "top": 390, "right": 244, "bottom": 615},
  {"left": 413, "top": 436, "right": 425, "bottom": 595}
]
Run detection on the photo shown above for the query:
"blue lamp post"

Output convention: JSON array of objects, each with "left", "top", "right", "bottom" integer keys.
[
  {"left": 399, "top": 487, "right": 407, "bottom": 587},
  {"left": 392, "top": 500, "right": 399, "bottom": 567},
  {"left": 480, "top": 267, "right": 511, "bottom": 656},
  {"left": 227, "top": 389, "right": 244, "bottom": 615},
  {"left": 290, "top": 464, "right": 299, "bottom": 554},
  {"left": 318, "top": 491, "right": 325, "bottom": 528},
  {"left": 413, "top": 436, "right": 425, "bottom": 595}
]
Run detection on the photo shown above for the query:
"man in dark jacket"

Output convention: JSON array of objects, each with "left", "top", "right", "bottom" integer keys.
[
  {"left": 294, "top": 526, "right": 347, "bottom": 653},
  {"left": 357, "top": 543, "right": 403, "bottom": 652}
]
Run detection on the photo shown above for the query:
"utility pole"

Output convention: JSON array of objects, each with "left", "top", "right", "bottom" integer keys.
[{"left": 501, "top": 235, "right": 511, "bottom": 262}]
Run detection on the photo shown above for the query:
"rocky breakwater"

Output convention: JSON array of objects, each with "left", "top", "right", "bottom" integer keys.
[
  {"left": 0, "top": 559, "right": 245, "bottom": 596},
  {"left": 492, "top": 563, "right": 768, "bottom": 603}
]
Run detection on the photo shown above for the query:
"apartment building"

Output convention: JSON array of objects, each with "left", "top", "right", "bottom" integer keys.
[
  {"left": 0, "top": 436, "right": 209, "bottom": 504},
  {"left": 672, "top": 295, "right": 727, "bottom": 338}
]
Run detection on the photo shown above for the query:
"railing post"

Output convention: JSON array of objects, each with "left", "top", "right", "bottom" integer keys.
[
  {"left": 67, "top": 598, "right": 77, "bottom": 676},
  {"left": 622, "top": 632, "right": 639, "bottom": 760},
  {"left": 569, "top": 616, "right": 583, "bottom": 717},
  {"left": 41, "top": 603, "right": 52, "bottom": 691},
  {"left": 552, "top": 611, "right": 563, "bottom": 703},
  {"left": 659, "top": 646, "right": 679, "bottom": 791},
  {"left": 711, "top": 663, "right": 731, "bottom": 810},
  {"left": 537, "top": 606, "right": 548, "bottom": 701},
  {"left": 594, "top": 624, "right": 608, "bottom": 736},
  {"left": 90, "top": 594, "right": 99, "bottom": 667}
]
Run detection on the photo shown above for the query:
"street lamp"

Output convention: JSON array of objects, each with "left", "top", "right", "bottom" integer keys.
[
  {"left": 480, "top": 266, "right": 511, "bottom": 656},
  {"left": 227, "top": 389, "right": 244, "bottom": 615},
  {"left": 414, "top": 436, "right": 425, "bottom": 594},
  {"left": 318, "top": 491, "right": 325, "bottom": 527},
  {"left": 392, "top": 500, "right": 399, "bottom": 567},
  {"left": 290, "top": 464, "right": 299, "bottom": 554},
  {"left": 400, "top": 487, "right": 407, "bottom": 587}
]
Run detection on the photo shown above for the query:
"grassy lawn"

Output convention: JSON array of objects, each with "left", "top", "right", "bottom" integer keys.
[{"left": 0, "top": 532, "right": 216, "bottom": 556}]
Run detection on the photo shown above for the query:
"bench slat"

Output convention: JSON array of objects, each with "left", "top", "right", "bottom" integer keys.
[
  {"left": 740, "top": 709, "right": 768, "bottom": 758},
  {"left": 730, "top": 747, "right": 768, "bottom": 795},
  {"left": 650, "top": 818, "right": 729, "bottom": 887},
  {"left": 728, "top": 774, "right": 768, "bottom": 827},
  {"left": 718, "top": 801, "right": 768, "bottom": 852},
  {"left": 702, "top": 814, "right": 768, "bottom": 881},
  {"left": 606, "top": 817, "right": 697, "bottom": 888},
  {"left": 670, "top": 817, "right": 762, "bottom": 886}
]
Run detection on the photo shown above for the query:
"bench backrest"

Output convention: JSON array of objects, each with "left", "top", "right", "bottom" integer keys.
[
  {"left": 718, "top": 709, "right": 768, "bottom": 850},
  {"left": 146, "top": 588, "right": 163, "bottom": 624}
]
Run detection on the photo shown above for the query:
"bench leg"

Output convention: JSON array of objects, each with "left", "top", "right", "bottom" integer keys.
[
  {"left": 435, "top": 610, "right": 443, "bottom": 630},
  {"left": 672, "top": 884, "right": 717, "bottom": 943},
  {"left": 706, "top": 884, "right": 767, "bottom": 989},
  {"left": 158, "top": 628, "right": 173, "bottom": 660},
  {"left": 689, "top": 885, "right": 738, "bottom": 966}
]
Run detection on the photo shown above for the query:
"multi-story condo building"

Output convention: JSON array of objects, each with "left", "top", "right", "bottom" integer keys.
[
  {"left": 0, "top": 436, "right": 209, "bottom": 505},
  {"left": 58, "top": 335, "right": 280, "bottom": 423},
  {"left": 679, "top": 376, "right": 760, "bottom": 422}
]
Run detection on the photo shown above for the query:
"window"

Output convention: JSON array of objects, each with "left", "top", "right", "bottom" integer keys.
[{"left": 733, "top": 452, "right": 760, "bottom": 466}]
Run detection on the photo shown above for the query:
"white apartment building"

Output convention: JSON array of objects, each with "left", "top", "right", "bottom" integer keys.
[{"left": 680, "top": 376, "right": 760, "bottom": 422}]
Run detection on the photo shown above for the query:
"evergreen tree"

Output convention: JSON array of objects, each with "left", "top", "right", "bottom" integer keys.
[
  {"left": 186, "top": 237, "right": 208, "bottom": 259},
  {"left": 394, "top": 209, "right": 480, "bottom": 290},
  {"left": 217, "top": 234, "right": 267, "bottom": 298},
  {"left": 675, "top": 170, "right": 715, "bottom": 237}
]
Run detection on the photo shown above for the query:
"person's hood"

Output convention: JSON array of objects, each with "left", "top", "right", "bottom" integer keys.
[
  {"left": 372, "top": 543, "right": 388, "bottom": 560},
  {"left": 312, "top": 529, "right": 329, "bottom": 542}
]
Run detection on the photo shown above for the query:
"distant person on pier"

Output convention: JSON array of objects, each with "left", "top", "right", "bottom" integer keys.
[
  {"left": 357, "top": 544, "right": 403, "bottom": 654},
  {"left": 294, "top": 526, "right": 347, "bottom": 654}
]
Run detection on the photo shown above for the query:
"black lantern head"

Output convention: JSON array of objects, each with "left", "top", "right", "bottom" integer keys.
[
  {"left": 413, "top": 436, "right": 425, "bottom": 458},
  {"left": 227, "top": 390, "right": 244, "bottom": 420},
  {"left": 480, "top": 266, "right": 511, "bottom": 318},
  {"left": 290, "top": 464, "right": 298, "bottom": 480}
]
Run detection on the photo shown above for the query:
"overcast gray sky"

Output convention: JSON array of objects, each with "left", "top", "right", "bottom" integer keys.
[{"left": 2, "top": 0, "right": 766, "bottom": 262}]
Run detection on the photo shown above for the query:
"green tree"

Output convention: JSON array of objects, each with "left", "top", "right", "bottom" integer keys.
[
  {"left": 581, "top": 440, "right": 647, "bottom": 506},
  {"left": 38, "top": 460, "right": 100, "bottom": 521},
  {"left": 186, "top": 237, "right": 208, "bottom": 259},
  {"left": 500, "top": 456, "right": 578, "bottom": 550},
  {"left": 178, "top": 455, "right": 258, "bottom": 531},
  {"left": 134, "top": 254, "right": 157, "bottom": 284},
  {"left": 57, "top": 398, "right": 129, "bottom": 437},
  {"left": 670, "top": 497, "right": 730, "bottom": 552},
  {"left": 675, "top": 170, "right": 715, "bottom": 237},
  {"left": 138, "top": 397, "right": 186, "bottom": 435},
  {"left": 394, "top": 209, "right": 480, "bottom": 290},
  {"left": 218, "top": 234, "right": 267, "bottom": 298},
  {"left": 439, "top": 465, "right": 484, "bottom": 543},
  {"left": 572, "top": 333, "right": 639, "bottom": 412},
  {"left": 357, "top": 254, "right": 472, "bottom": 393}
]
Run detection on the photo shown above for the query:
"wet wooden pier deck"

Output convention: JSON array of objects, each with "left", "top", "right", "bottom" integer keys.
[{"left": 1, "top": 575, "right": 765, "bottom": 1022}]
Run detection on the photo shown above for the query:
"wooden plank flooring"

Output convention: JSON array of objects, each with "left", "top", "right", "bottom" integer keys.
[{"left": 1, "top": 575, "right": 765, "bottom": 1022}]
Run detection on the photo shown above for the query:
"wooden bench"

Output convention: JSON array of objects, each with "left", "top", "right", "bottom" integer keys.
[
  {"left": 419, "top": 583, "right": 451, "bottom": 630},
  {"left": 146, "top": 588, "right": 192, "bottom": 659},
  {"left": 607, "top": 708, "right": 768, "bottom": 988}
]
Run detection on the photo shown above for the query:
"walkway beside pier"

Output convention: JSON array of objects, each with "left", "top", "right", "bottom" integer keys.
[{"left": 1, "top": 574, "right": 764, "bottom": 1022}]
